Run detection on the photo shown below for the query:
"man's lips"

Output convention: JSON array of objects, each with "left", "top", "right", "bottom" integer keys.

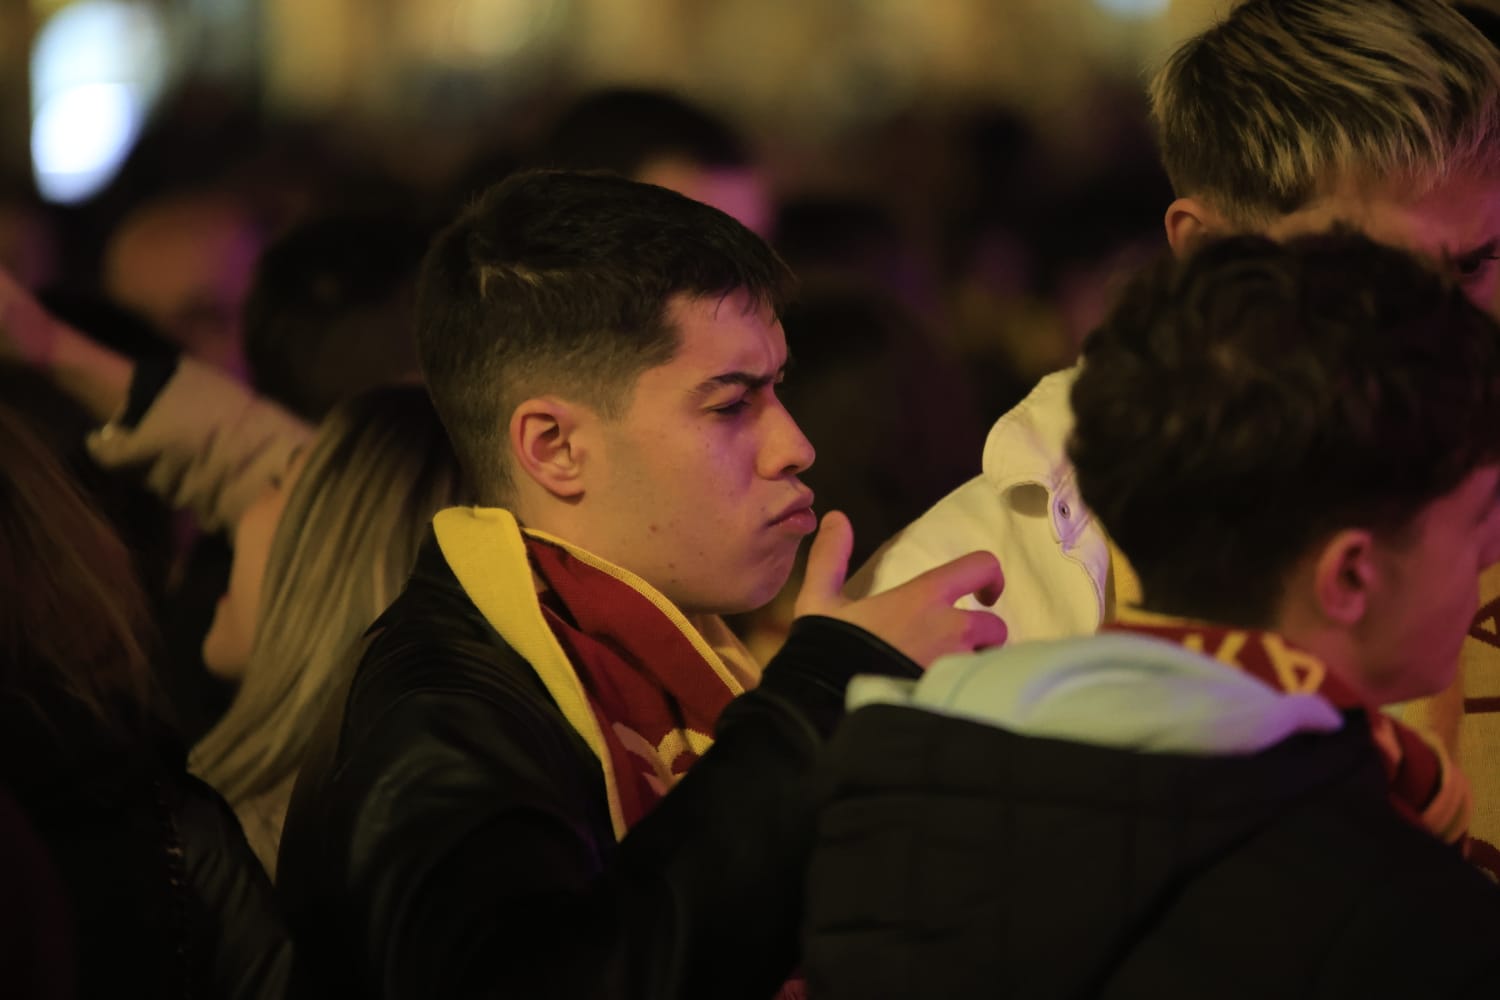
[{"left": 768, "top": 492, "right": 817, "bottom": 534}]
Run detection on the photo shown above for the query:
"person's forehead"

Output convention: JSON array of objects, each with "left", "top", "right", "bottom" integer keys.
[
  {"left": 1371, "top": 176, "right": 1500, "bottom": 255},
  {"left": 663, "top": 292, "right": 786, "bottom": 371}
]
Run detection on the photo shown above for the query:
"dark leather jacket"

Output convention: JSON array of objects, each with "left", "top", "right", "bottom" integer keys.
[
  {"left": 0, "top": 694, "right": 293, "bottom": 1000},
  {"left": 277, "top": 536, "right": 921, "bottom": 999}
]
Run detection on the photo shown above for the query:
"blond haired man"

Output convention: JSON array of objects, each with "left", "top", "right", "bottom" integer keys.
[{"left": 854, "top": 0, "right": 1500, "bottom": 868}]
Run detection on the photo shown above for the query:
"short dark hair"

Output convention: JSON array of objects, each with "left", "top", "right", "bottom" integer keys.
[
  {"left": 416, "top": 169, "right": 795, "bottom": 502},
  {"left": 1069, "top": 232, "right": 1500, "bottom": 626},
  {"left": 535, "top": 88, "right": 751, "bottom": 178},
  {"left": 243, "top": 213, "right": 430, "bottom": 421}
]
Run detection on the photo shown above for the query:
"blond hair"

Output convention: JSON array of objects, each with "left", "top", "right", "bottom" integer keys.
[
  {"left": 190, "top": 385, "right": 463, "bottom": 866},
  {"left": 1149, "top": 0, "right": 1500, "bottom": 226}
]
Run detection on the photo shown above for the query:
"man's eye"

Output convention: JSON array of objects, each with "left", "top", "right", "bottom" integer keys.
[
  {"left": 1457, "top": 254, "right": 1499, "bottom": 279},
  {"left": 713, "top": 398, "right": 751, "bottom": 415}
]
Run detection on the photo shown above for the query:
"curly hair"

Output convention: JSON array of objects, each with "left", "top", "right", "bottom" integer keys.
[{"left": 1070, "top": 231, "right": 1500, "bottom": 625}]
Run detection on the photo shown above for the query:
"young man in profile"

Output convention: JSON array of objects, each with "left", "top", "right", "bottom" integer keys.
[
  {"left": 807, "top": 232, "right": 1500, "bottom": 999},
  {"left": 275, "top": 170, "right": 1005, "bottom": 999}
]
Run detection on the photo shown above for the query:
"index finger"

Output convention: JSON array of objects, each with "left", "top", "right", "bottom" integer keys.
[
  {"left": 797, "top": 510, "right": 854, "bottom": 610},
  {"left": 903, "top": 550, "right": 1004, "bottom": 607}
]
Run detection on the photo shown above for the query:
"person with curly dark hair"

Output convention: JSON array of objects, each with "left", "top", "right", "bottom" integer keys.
[{"left": 806, "top": 232, "right": 1500, "bottom": 999}]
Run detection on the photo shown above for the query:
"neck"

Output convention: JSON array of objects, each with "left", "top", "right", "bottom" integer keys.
[
  {"left": 1276, "top": 625, "right": 1383, "bottom": 705},
  {"left": 507, "top": 490, "right": 578, "bottom": 541},
  {"left": 1272, "top": 602, "right": 1390, "bottom": 705}
]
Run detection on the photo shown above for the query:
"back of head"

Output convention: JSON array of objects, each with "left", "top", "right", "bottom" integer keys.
[
  {"left": 536, "top": 88, "right": 751, "bottom": 178},
  {"left": 1069, "top": 232, "right": 1500, "bottom": 626},
  {"left": 1150, "top": 0, "right": 1500, "bottom": 225},
  {"left": 243, "top": 213, "right": 430, "bottom": 421},
  {"left": 191, "top": 384, "right": 466, "bottom": 806},
  {"left": 416, "top": 168, "right": 795, "bottom": 503},
  {"left": 0, "top": 403, "right": 158, "bottom": 744},
  {"left": 535, "top": 90, "right": 769, "bottom": 235}
]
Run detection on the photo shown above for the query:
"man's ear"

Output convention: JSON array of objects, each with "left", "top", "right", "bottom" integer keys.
[
  {"left": 1311, "top": 529, "right": 1377, "bottom": 627},
  {"left": 509, "top": 397, "right": 589, "bottom": 500},
  {"left": 1164, "top": 196, "right": 1224, "bottom": 257}
]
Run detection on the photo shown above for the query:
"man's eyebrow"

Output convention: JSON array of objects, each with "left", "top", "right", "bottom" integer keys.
[
  {"left": 692, "top": 364, "right": 789, "bottom": 395},
  {"left": 1453, "top": 238, "right": 1500, "bottom": 266}
]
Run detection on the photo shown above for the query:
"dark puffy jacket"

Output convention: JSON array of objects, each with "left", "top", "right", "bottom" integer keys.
[
  {"left": 805, "top": 704, "right": 1500, "bottom": 1000},
  {"left": 1, "top": 694, "right": 293, "bottom": 999},
  {"left": 277, "top": 535, "right": 921, "bottom": 999}
]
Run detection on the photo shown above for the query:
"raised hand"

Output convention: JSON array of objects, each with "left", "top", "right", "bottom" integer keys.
[
  {"left": 795, "top": 510, "right": 1007, "bottom": 668},
  {"left": 0, "top": 267, "right": 133, "bottom": 420}
]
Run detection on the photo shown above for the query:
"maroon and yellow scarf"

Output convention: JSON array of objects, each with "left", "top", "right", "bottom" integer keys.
[
  {"left": 1106, "top": 612, "right": 1471, "bottom": 846},
  {"left": 527, "top": 536, "right": 742, "bottom": 828},
  {"left": 432, "top": 507, "right": 759, "bottom": 837}
]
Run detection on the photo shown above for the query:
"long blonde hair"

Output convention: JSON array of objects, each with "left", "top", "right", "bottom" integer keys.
[{"left": 191, "top": 385, "right": 463, "bottom": 807}]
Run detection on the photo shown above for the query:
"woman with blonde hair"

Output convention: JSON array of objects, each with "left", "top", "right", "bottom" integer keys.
[{"left": 190, "top": 383, "right": 465, "bottom": 877}]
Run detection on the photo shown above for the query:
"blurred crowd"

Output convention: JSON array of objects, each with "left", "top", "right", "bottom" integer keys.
[
  {"left": 5, "top": 1, "right": 1500, "bottom": 998},
  {"left": 1, "top": 76, "right": 1171, "bottom": 681}
]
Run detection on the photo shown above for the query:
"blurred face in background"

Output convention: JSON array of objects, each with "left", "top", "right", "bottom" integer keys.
[
  {"left": 636, "top": 156, "right": 773, "bottom": 239},
  {"left": 103, "top": 192, "right": 262, "bottom": 379}
]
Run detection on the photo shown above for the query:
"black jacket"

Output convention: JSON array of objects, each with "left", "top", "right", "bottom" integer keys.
[
  {"left": 804, "top": 704, "right": 1500, "bottom": 999},
  {"left": 276, "top": 536, "right": 922, "bottom": 999},
  {"left": 1, "top": 694, "right": 293, "bottom": 1000}
]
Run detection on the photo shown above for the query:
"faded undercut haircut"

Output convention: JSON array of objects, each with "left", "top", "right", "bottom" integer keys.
[
  {"left": 1070, "top": 232, "right": 1500, "bottom": 627},
  {"left": 1150, "top": 0, "right": 1500, "bottom": 226},
  {"left": 416, "top": 169, "right": 796, "bottom": 503}
]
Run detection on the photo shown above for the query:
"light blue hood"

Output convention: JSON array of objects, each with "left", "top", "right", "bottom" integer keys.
[{"left": 847, "top": 632, "right": 1343, "bottom": 755}]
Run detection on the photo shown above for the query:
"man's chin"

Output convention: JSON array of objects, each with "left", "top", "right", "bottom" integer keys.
[{"left": 699, "top": 574, "right": 795, "bottom": 620}]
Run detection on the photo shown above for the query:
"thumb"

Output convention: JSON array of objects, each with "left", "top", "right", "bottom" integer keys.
[{"left": 796, "top": 510, "right": 854, "bottom": 615}]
